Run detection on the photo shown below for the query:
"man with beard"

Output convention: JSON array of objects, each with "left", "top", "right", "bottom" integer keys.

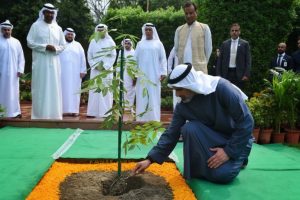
[
  {"left": 0, "top": 20, "right": 25, "bottom": 118},
  {"left": 27, "top": 3, "right": 66, "bottom": 119},
  {"left": 134, "top": 23, "right": 167, "bottom": 122},
  {"left": 217, "top": 23, "right": 251, "bottom": 90},
  {"left": 117, "top": 38, "right": 136, "bottom": 113},
  {"left": 270, "top": 42, "right": 294, "bottom": 71},
  {"left": 133, "top": 63, "right": 254, "bottom": 184},
  {"left": 87, "top": 24, "right": 116, "bottom": 118},
  {"left": 60, "top": 28, "right": 86, "bottom": 117}
]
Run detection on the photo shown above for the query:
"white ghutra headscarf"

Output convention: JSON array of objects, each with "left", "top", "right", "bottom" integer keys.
[
  {"left": 63, "top": 27, "right": 76, "bottom": 38},
  {"left": 94, "top": 23, "right": 113, "bottom": 40},
  {"left": 36, "top": 3, "right": 58, "bottom": 24},
  {"left": 141, "top": 23, "right": 160, "bottom": 41},
  {"left": 168, "top": 63, "right": 247, "bottom": 100},
  {"left": 0, "top": 20, "right": 13, "bottom": 37},
  {"left": 0, "top": 20, "right": 13, "bottom": 29}
]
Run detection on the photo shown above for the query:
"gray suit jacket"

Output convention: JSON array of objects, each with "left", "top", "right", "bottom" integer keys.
[{"left": 216, "top": 38, "right": 251, "bottom": 80}]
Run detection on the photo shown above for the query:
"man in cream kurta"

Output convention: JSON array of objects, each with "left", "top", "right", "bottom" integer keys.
[
  {"left": 60, "top": 28, "right": 86, "bottom": 116},
  {"left": 174, "top": 2, "right": 212, "bottom": 73},
  {"left": 135, "top": 23, "right": 167, "bottom": 122},
  {"left": 27, "top": 3, "right": 66, "bottom": 119},
  {"left": 87, "top": 24, "right": 116, "bottom": 118},
  {"left": 0, "top": 20, "right": 25, "bottom": 118}
]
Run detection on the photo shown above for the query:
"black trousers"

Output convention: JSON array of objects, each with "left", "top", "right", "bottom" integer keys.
[{"left": 227, "top": 68, "right": 244, "bottom": 89}]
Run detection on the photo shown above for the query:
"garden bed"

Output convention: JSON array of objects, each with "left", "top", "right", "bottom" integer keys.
[{"left": 27, "top": 161, "right": 196, "bottom": 200}]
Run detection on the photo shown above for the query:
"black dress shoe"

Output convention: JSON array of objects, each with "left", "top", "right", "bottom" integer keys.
[
  {"left": 241, "top": 159, "right": 248, "bottom": 169},
  {"left": 14, "top": 114, "right": 22, "bottom": 118}
]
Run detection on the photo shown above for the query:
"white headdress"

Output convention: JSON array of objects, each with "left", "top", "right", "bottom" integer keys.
[
  {"left": 0, "top": 20, "right": 13, "bottom": 29},
  {"left": 37, "top": 3, "right": 58, "bottom": 24},
  {"left": 141, "top": 23, "right": 160, "bottom": 41},
  {"left": 168, "top": 63, "right": 248, "bottom": 100},
  {"left": 64, "top": 27, "right": 76, "bottom": 38},
  {"left": 168, "top": 63, "right": 220, "bottom": 95},
  {"left": 121, "top": 38, "right": 134, "bottom": 48},
  {"left": 94, "top": 23, "right": 112, "bottom": 40}
]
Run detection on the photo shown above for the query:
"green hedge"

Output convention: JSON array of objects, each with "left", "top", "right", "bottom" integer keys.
[
  {"left": 103, "top": 6, "right": 184, "bottom": 54},
  {"left": 104, "top": 1, "right": 300, "bottom": 96},
  {"left": 198, "top": 0, "right": 299, "bottom": 96}
]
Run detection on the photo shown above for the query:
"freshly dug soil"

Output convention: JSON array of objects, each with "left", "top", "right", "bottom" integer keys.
[{"left": 59, "top": 170, "right": 173, "bottom": 200}]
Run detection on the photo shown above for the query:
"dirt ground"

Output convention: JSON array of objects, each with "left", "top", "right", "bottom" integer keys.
[{"left": 59, "top": 170, "right": 173, "bottom": 200}]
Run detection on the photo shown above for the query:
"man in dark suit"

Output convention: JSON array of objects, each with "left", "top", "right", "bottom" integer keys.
[
  {"left": 291, "top": 39, "right": 300, "bottom": 73},
  {"left": 270, "top": 42, "right": 293, "bottom": 71},
  {"left": 216, "top": 23, "right": 251, "bottom": 89}
]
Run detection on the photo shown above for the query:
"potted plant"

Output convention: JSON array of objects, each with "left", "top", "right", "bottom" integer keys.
[
  {"left": 246, "top": 94, "right": 262, "bottom": 143},
  {"left": 266, "top": 74, "right": 288, "bottom": 143},
  {"left": 0, "top": 104, "right": 5, "bottom": 118},
  {"left": 282, "top": 71, "right": 300, "bottom": 144},
  {"left": 247, "top": 91, "right": 273, "bottom": 144}
]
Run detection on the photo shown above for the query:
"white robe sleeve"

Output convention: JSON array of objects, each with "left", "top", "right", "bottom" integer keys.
[
  {"left": 79, "top": 44, "right": 87, "bottom": 73},
  {"left": 27, "top": 24, "right": 47, "bottom": 52},
  {"left": 54, "top": 27, "right": 66, "bottom": 55},
  {"left": 102, "top": 39, "right": 117, "bottom": 70},
  {"left": 87, "top": 40, "right": 97, "bottom": 69},
  {"left": 17, "top": 40, "right": 25, "bottom": 73},
  {"left": 159, "top": 42, "right": 167, "bottom": 76},
  {"left": 204, "top": 24, "right": 212, "bottom": 61},
  {"left": 167, "top": 47, "right": 176, "bottom": 74}
]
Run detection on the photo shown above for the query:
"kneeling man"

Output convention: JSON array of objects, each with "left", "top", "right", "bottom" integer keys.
[{"left": 133, "top": 63, "right": 254, "bottom": 183}]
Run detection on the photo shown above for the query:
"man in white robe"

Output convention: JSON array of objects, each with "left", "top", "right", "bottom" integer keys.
[
  {"left": 27, "top": 3, "right": 66, "bottom": 120},
  {"left": 135, "top": 23, "right": 167, "bottom": 122},
  {"left": 87, "top": 24, "right": 116, "bottom": 118},
  {"left": 167, "top": 47, "right": 180, "bottom": 110},
  {"left": 117, "top": 38, "right": 135, "bottom": 113},
  {"left": 0, "top": 20, "right": 25, "bottom": 118},
  {"left": 60, "top": 28, "right": 86, "bottom": 116}
]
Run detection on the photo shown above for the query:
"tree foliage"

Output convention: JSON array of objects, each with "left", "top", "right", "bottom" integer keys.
[
  {"left": 103, "top": 6, "right": 184, "bottom": 55},
  {"left": 109, "top": 0, "right": 186, "bottom": 11},
  {"left": 0, "top": 0, "right": 94, "bottom": 73}
]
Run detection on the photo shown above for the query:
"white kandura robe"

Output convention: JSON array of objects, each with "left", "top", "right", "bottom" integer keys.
[
  {"left": 60, "top": 40, "right": 86, "bottom": 114},
  {"left": 167, "top": 47, "right": 180, "bottom": 110},
  {"left": 135, "top": 39, "right": 167, "bottom": 121},
  {"left": 0, "top": 36, "right": 25, "bottom": 117},
  {"left": 27, "top": 20, "right": 66, "bottom": 119},
  {"left": 87, "top": 38, "right": 116, "bottom": 117},
  {"left": 117, "top": 48, "right": 135, "bottom": 110}
]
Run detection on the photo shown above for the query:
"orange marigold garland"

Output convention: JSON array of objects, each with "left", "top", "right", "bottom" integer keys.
[{"left": 26, "top": 162, "right": 196, "bottom": 200}]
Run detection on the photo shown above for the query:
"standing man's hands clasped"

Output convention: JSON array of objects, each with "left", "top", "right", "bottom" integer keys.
[
  {"left": 132, "top": 159, "right": 152, "bottom": 175},
  {"left": 46, "top": 44, "right": 56, "bottom": 52},
  {"left": 207, "top": 147, "right": 229, "bottom": 169},
  {"left": 160, "top": 75, "right": 166, "bottom": 81},
  {"left": 241, "top": 76, "right": 249, "bottom": 81}
]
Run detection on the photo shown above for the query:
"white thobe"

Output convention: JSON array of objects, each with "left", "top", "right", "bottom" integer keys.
[
  {"left": 167, "top": 47, "right": 180, "bottom": 110},
  {"left": 87, "top": 38, "right": 116, "bottom": 117},
  {"left": 59, "top": 41, "right": 86, "bottom": 114},
  {"left": 117, "top": 48, "right": 135, "bottom": 110},
  {"left": 135, "top": 39, "right": 167, "bottom": 122},
  {"left": 27, "top": 20, "right": 66, "bottom": 119},
  {"left": 0, "top": 36, "right": 25, "bottom": 117}
]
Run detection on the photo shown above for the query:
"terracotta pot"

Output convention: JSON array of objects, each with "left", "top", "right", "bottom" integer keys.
[
  {"left": 258, "top": 128, "right": 272, "bottom": 144},
  {"left": 271, "top": 133, "right": 285, "bottom": 143},
  {"left": 285, "top": 129, "right": 300, "bottom": 144},
  {"left": 252, "top": 128, "right": 260, "bottom": 143}
]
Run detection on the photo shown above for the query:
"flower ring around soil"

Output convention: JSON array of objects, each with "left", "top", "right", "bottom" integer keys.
[{"left": 26, "top": 161, "right": 196, "bottom": 200}]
